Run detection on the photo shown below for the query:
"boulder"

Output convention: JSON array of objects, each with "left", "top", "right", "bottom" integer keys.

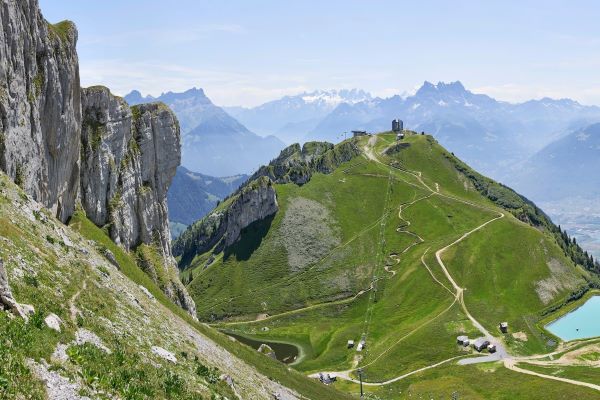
[
  {"left": 151, "top": 346, "right": 177, "bottom": 363},
  {"left": 257, "top": 343, "right": 277, "bottom": 359},
  {"left": 44, "top": 313, "right": 62, "bottom": 332},
  {"left": 100, "top": 248, "right": 120, "bottom": 270},
  {"left": 0, "top": 259, "right": 31, "bottom": 320}
]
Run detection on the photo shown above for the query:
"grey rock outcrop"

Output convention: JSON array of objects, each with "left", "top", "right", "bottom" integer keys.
[
  {"left": 0, "top": 1, "right": 196, "bottom": 317},
  {"left": 0, "top": 258, "right": 18, "bottom": 312},
  {"left": 173, "top": 176, "right": 278, "bottom": 265},
  {"left": 1, "top": 259, "right": 33, "bottom": 320},
  {"left": 80, "top": 86, "right": 196, "bottom": 316},
  {"left": 223, "top": 176, "right": 279, "bottom": 247},
  {"left": 251, "top": 140, "right": 360, "bottom": 185},
  {"left": 0, "top": 1, "right": 81, "bottom": 222},
  {"left": 80, "top": 86, "right": 178, "bottom": 257}
]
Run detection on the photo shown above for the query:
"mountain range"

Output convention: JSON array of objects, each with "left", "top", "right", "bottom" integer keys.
[
  {"left": 226, "top": 89, "right": 372, "bottom": 144},
  {"left": 511, "top": 122, "right": 600, "bottom": 202},
  {"left": 126, "top": 83, "right": 600, "bottom": 190},
  {"left": 125, "top": 88, "right": 285, "bottom": 176},
  {"left": 306, "top": 81, "right": 600, "bottom": 177}
]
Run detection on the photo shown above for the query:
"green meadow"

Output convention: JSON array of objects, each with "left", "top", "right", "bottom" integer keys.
[{"left": 186, "top": 133, "right": 594, "bottom": 397}]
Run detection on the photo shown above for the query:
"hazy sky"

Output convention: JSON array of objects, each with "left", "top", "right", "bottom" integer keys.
[{"left": 40, "top": 0, "right": 600, "bottom": 107}]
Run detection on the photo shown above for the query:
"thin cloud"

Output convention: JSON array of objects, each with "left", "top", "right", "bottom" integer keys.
[
  {"left": 80, "top": 60, "right": 309, "bottom": 107},
  {"left": 79, "top": 24, "right": 246, "bottom": 46}
]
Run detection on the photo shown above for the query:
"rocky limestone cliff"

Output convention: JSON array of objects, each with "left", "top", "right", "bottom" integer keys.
[
  {"left": 0, "top": 1, "right": 195, "bottom": 317},
  {"left": 81, "top": 86, "right": 177, "bottom": 256},
  {"left": 80, "top": 86, "right": 196, "bottom": 316},
  {"left": 0, "top": 1, "right": 81, "bottom": 222},
  {"left": 222, "top": 176, "right": 278, "bottom": 247},
  {"left": 173, "top": 176, "right": 278, "bottom": 266}
]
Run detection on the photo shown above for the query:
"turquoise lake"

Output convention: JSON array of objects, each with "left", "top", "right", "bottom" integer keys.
[{"left": 546, "top": 296, "right": 600, "bottom": 341}]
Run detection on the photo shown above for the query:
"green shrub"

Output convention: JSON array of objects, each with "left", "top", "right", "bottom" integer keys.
[
  {"left": 195, "top": 361, "right": 220, "bottom": 384},
  {"left": 23, "top": 274, "right": 39, "bottom": 288},
  {"left": 163, "top": 370, "right": 184, "bottom": 398},
  {"left": 14, "top": 164, "right": 24, "bottom": 189},
  {"left": 0, "top": 314, "right": 46, "bottom": 398}
]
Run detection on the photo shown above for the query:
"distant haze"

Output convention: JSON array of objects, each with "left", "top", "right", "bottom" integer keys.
[{"left": 39, "top": 0, "right": 600, "bottom": 107}]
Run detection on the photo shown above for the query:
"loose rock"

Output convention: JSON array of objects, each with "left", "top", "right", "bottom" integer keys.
[
  {"left": 151, "top": 346, "right": 177, "bottom": 363},
  {"left": 45, "top": 313, "right": 63, "bottom": 332}
]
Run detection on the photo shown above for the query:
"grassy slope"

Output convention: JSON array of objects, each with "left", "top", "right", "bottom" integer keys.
[
  {"left": 68, "top": 211, "right": 351, "bottom": 399},
  {"left": 0, "top": 175, "right": 238, "bottom": 399},
  {"left": 186, "top": 133, "right": 593, "bottom": 397},
  {"left": 519, "top": 362, "right": 600, "bottom": 386},
  {"left": 442, "top": 217, "right": 585, "bottom": 354},
  {"left": 188, "top": 155, "right": 395, "bottom": 319}
]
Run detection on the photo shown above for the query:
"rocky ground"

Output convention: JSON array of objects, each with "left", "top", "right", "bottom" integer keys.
[{"left": 0, "top": 172, "right": 300, "bottom": 399}]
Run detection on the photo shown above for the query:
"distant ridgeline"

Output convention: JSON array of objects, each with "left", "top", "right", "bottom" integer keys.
[
  {"left": 441, "top": 149, "right": 600, "bottom": 275},
  {"left": 172, "top": 140, "right": 361, "bottom": 270}
]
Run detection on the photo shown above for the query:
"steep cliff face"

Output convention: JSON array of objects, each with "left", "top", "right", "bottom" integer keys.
[
  {"left": 80, "top": 86, "right": 195, "bottom": 315},
  {"left": 81, "top": 87, "right": 177, "bottom": 256},
  {"left": 0, "top": 0, "right": 195, "bottom": 316},
  {"left": 173, "top": 176, "right": 278, "bottom": 266},
  {"left": 0, "top": 0, "right": 81, "bottom": 222},
  {"left": 222, "top": 176, "right": 278, "bottom": 247}
]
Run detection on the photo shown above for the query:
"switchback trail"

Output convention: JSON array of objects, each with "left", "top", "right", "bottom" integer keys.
[
  {"left": 313, "top": 137, "right": 508, "bottom": 386},
  {"left": 338, "top": 137, "right": 599, "bottom": 393}
]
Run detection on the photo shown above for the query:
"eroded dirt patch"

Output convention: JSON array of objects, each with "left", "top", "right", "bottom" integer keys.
[
  {"left": 535, "top": 259, "right": 583, "bottom": 304},
  {"left": 279, "top": 197, "right": 341, "bottom": 272}
]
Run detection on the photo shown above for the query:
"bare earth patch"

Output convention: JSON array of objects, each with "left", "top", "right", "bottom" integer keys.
[
  {"left": 535, "top": 259, "right": 583, "bottom": 304},
  {"left": 279, "top": 197, "right": 341, "bottom": 272},
  {"left": 512, "top": 331, "right": 529, "bottom": 341}
]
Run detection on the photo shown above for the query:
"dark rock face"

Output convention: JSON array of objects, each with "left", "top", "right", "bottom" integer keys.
[{"left": 0, "top": 0, "right": 81, "bottom": 222}]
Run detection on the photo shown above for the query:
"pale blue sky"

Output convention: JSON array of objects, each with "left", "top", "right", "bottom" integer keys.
[{"left": 40, "top": 0, "right": 600, "bottom": 107}]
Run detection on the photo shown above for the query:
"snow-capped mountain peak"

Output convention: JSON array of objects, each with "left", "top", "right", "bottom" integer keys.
[{"left": 300, "top": 89, "right": 372, "bottom": 106}]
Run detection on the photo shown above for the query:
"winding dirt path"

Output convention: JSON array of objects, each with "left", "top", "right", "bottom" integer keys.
[
  {"left": 217, "top": 281, "right": 377, "bottom": 327},
  {"left": 504, "top": 359, "right": 600, "bottom": 391},
  {"left": 309, "top": 355, "right": 465, "bottom": 386},
  {"left": 312, "top": 138, "right": 509, "bottom": 386},
  {"left": 69, "top": 278, "right": 87, "bottom": 323},
  {"left": 420, "top": 248, "right": 454, "bottom": 296},
  {"left": 434, "top": 211, "right": 505, "bottom": 339}
]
